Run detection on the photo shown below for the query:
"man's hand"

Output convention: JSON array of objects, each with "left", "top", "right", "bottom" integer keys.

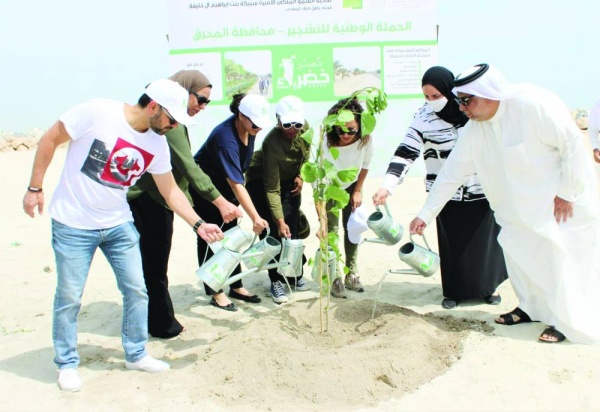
[
  {"left": 554, "top": 196, "right": 574, "bottom": 223},
  {"left": 196, "top": 223, "right": 224, "bottom": 243},
  {"left": 593, "top": 149, "right": 600, "bottom": 164},
  {"left": 409, "top": 217, "right": 427, "bottom": 235},
  {"left": 23, "top": 191, "right": 44, "bottom": 218}
]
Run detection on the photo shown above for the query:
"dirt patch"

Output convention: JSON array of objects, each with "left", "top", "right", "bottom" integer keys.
[{"left": 195, "top": 298, "right": 480, "bottom": 410}]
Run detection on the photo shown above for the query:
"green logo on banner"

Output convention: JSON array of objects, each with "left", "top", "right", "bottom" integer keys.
[
  {"left": 343, "top": 0, "right": 362, "bottom": 9},
  {"left": 272, "top": 45, "right": 334, "bottom": 101}
]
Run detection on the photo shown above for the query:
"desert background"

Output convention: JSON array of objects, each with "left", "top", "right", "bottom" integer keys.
[{"left": 1, "top": 131, "right": 600, "bottom": 411}]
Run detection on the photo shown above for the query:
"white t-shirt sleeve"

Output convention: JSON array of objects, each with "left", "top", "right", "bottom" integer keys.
[
  {"left": 59, "top": 100, "right": 97, "bottom": 141},
  {"left": 146, "top": 139, "right": 172, "bottom": 175}
]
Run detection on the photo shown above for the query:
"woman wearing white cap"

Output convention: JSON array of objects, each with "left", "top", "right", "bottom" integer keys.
[
  {"left": 245, "top": 95, "right": 311, "bottom": 303},
  {"left": 191, "top": 93, "right": 271, "bottom": 311}
]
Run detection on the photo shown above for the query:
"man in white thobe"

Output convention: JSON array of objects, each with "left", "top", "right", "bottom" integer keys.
[
  {"left": 588, "top": 98, "right": 600, "bottom": 165},
  {"left": 410, "top": 64, "right": 600, "bottom": 344}
]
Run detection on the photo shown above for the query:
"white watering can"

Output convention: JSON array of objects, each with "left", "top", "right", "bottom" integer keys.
[
  {"left": 311, "top": 246, "right": 338, "bottom": 282},
  {"left": 363, "top": 203, "right": 404, "bottom": 246},
  {"left": 396, "top": 233, "right": 440, "bottom": 277},
  {"left": 196, "top": 228, "right": 286, "bottom": 291},
  {"left": 209, "top": 225, "right": 255, "bottom": 254},
  {"left": 277, "top": 238, "right": 305, "bottom": 278}
]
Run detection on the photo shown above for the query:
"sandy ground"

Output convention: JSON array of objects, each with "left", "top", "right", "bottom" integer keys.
[{"left": 2, "top": 146, "right": 600, "bottom": 412}]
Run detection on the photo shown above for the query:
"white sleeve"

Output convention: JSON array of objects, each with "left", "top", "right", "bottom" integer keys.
[
  {"left": 417, "top": 127, "right": 477, "bottom": 224},
  {"left": 588, "top": 102, "right": 600, "bottom": 150},
  {"left": 537, "top": 94, "right": 588, "bottom": 201},
  {"left": 59, "top": 101, "right": 97, "bottom": 141}
]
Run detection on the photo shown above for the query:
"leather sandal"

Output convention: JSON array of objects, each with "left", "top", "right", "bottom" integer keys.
[
  {"left": 494, "top": 307, "right": 532, "bottom": 325},
  {"left": 539, "top": 326, "right": 566, "bottom": 343}
]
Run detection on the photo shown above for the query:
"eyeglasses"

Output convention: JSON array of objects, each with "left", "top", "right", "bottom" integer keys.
[
  {"left": 282, "top": 122, "right": 303, "bottom": 130},
  {"left": 334, "top": 127, "right": 359, "bottom": 136},
  {"left": 162, "top": 107, "right": 177, "bottom": 125},
  {"left": 192, "top": 92, "right": 211, "bottom": 105},
  {"left": 454, "top": 95, "right": 475, "bottom": 107},
  {"left": 242, "top": 114, "right": 260, "bottom": 130}
]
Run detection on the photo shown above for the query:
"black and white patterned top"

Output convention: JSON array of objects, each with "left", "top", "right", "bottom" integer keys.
[{"left": 381, "top": 103, "right": 485, "bottom": 202}]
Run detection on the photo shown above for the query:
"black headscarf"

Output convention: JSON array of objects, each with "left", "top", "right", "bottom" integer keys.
[{"left": 421, "top": 66, "right": 468, "bottom": 128}]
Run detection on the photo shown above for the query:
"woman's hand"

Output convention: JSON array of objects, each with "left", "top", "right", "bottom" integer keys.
[
  {"left": 290, "top": 176, "right": 303, "bottom": 196},
  {"left": 252, "top": 217, "right": 269, "bottom": 234},
  {"left": 351, "top": 190, "right": 362, "bottom": 212},
  {"left": 372, "top": 188, "right": 389, "bottom": 206}
]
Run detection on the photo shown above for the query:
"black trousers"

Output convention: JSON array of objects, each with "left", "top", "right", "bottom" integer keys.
[
  {"left": 245, "top": 178, "right": 306, "bottom": 284},
  {"left": 436, "top": 199, "right": 508, "bottom": 300},
  {"left": 129, "top": 193, "right": 183, "bottom": 338},
  {"left": 189, "top": 189, "right": 244, "bottom": 295}
]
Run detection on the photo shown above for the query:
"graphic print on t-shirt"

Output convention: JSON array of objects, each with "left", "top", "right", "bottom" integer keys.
[{"left": 81, "top": 138, "right": 155, "bottom": 189}]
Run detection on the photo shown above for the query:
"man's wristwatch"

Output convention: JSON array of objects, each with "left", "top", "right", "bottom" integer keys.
[
  {"left": 27, "top": 186, "right": 43, "bottom": 193},
  {"left": 192, "top": 219, "right": 205, "bottom": 233}
]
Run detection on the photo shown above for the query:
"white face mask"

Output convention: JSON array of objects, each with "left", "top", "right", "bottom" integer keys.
[{"left": 426, "top": 96, "right": 448, "bottom": 112}]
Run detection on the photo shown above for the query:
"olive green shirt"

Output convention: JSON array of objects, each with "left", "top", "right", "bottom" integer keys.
[
  {"left": 127, "top": 125, "right": 221, "bottom": 208},
  {"left": 245, "top": 127, "right": 310, "bottom": 220}
]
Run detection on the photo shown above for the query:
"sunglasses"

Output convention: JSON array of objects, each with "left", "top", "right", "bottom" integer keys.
[
  {"left": 282, "top": 122, "right": 303, "bottom": 130},
  {"left": 162, "top": 107, "right": 177, "bottom": 125},
  {"left": 454, "top": 95, "right": 475, "bottom": 107},
  {"left": 192, "top": 92, "right": 211, "bottom": 105},
  {"left": 242, "top": 114, "right": 260, "bottom": 130},
  {"left": 334, "top": 127, "right": 359, "bottom": 136}
]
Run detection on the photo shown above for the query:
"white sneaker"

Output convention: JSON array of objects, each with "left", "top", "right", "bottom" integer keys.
[
  {"left": 125, "top": 355, "right": 170, "bottom": 373},
  {"left": 58, "top": 368, "right": 82, "bottom": 392}
]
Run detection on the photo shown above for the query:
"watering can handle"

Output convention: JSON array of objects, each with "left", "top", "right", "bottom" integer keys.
[
  {"left": 408, "top": 232, "right": 433, "bottom": 251},
  {"left": 376, "top": 202, "right": 393, "bottom": 218},
  {"left": 248, "top": 226, "right": 270, "bottom": 249}
]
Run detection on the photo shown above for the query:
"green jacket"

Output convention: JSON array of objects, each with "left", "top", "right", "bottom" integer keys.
[
  {"left": 245, "top": 127, "right": 310, "bottom": 220},
  {"left": 127, "top": 125, "right": 221, "bottom": 208}
]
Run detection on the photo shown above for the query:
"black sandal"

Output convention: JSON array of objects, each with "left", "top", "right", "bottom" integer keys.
[
  {"left": 494, "top": 307, "right": 532, "bottom": 325},
  {"left": 539, "top": 326, "right": 566, "bottom": 343}
]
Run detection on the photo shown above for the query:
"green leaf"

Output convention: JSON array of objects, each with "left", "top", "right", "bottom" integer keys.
[
  {"left": 337, "top": 110, "right": 355, "bottom": 123},
  {"left": 329, "top": 147, "right": 339, "bottom": 160},
  {"left": 323, "top": 114, "right": 338, "bottom": 128},
  {"left": 361, "top": 112, "right": 376, "bottom": 136},
  {"left": 326, "top": 185, "right": 349, "bottom": 205},
  {"left": 300, "top": 128, "right": 314, "bottom": 145},
  {"left": 337, "top": 167, "right": 358, "bottom": 182},
  {"left": 300, "top": 162, "right": 318, "bottom": 183}
]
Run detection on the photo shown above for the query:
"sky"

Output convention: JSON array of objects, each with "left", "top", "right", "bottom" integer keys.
[{"left": 1, "top": 0, "right": 599, "bottom": 132}]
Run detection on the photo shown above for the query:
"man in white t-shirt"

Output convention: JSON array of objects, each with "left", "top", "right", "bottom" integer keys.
[{"left": 22, "top": 79, "right": 224, "bottom": 392}]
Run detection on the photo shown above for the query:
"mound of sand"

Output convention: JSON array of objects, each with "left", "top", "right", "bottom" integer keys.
[{"left": 195, "top": 298, "right": 485, "bottom": 409}]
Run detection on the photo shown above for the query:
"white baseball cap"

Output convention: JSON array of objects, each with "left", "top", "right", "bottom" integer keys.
[
  {"left": 347, "top": 205, "right": 370, "bottom": 244},
  {"left": 276, "top": 95, "right": 305, "bottom": 124},
  {"left": 145, "top": 79, "right": 196, "bottom": 126},
  {"left": 239, "top": 94, "right": 272, "bottom": 129}
]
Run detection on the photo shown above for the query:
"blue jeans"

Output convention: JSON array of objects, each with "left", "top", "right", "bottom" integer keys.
[{"left": 51, "top": 219, "right": 148, "bottom": 369}]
